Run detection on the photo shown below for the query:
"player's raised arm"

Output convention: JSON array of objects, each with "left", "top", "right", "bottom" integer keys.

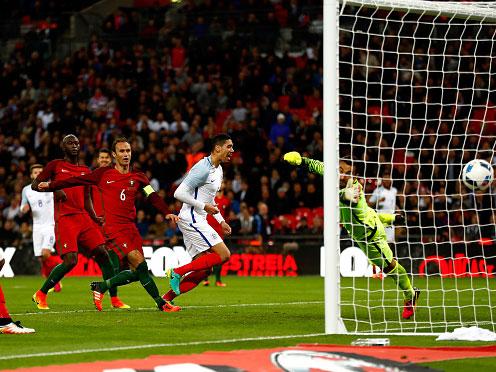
[
  {"left": 31, "top": 160, "right": 57, "bottom": 190},
  {"left": 37, "top": 166, "right": 109, "bottom": 192},
  {"left": 283, "top": 151, "right": 324, "bottom": 176}
]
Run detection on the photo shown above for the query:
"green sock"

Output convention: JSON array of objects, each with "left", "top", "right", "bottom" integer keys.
[
  {"left": 95, "top": 254, "right": 116, "bottom": 286},
  {"left": 213, "top": 265, "right": 222, "bottom": 282},
  {"left": 100, "top": 270, "right": 138, "bottom": 292},
  {"left": 388, "top": 263, "right": 415, "bottom": 301},
  {"left": 108, "top": 251, "right": 121, "bottom": 297},
  {"left": 41, "top": 263, "right": 71, "bottom": 293},
  {"left": 136, "top": 261, "right": 165, "bottom": 307}
]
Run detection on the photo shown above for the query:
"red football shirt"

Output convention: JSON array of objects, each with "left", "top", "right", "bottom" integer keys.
[
  {"left": 35, "top": 159, "right": 90, "bottom": 219},
  {"left": 51, "top": 166, "right": 150, "bottom": 233}
]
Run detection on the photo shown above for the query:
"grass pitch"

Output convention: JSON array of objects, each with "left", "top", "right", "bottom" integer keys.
[{"left": 1, "top": 276, "right": 496, "bottom": 370}]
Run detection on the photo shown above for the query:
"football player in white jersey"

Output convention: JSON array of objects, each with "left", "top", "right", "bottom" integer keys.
[
  {"left": 162, "top": 134, "right": 234, "bottom": 302},
  {"left": 21, "top": 164, "right": 61, "bottom": 291}
]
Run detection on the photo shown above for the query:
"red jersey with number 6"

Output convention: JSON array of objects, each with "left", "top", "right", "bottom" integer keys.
[{"left": 51, "top": 166, "right": 149, "bottom": 233}]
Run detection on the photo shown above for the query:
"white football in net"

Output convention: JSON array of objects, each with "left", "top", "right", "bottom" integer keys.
[{"left": 462, "top": 159, "right": 494, "bottom": 191}]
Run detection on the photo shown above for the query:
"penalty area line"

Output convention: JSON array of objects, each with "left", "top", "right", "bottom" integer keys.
[
  {"left": 0, "top": 332, "right": 328, "bottom": 360},
  {"left": 11, "top": 301, "right": 324, "bottom": 316}
]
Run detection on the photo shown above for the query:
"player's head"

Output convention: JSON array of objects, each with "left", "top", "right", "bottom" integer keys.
[
  {"left": 61, "top": 134, "right": 80, "bottom": 158},
  {"left": 339, "top": 158, "right": 353, "bottom": 188},
  {"left": 210, "top": 134, "right": 234, "bottom": 163},
  {"left": 29, "top": 164, "right": 43, "bottom": 180},
  {"left": 97, "top": 148, "right": 112, "bottom": 167},
  {"left": 111, "top": 137, "right": 131, "bottom": 167}
]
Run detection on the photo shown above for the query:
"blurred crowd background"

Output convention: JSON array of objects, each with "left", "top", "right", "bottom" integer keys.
[{"left": 0, "top": 0, "right": 324, "bottom": 252}]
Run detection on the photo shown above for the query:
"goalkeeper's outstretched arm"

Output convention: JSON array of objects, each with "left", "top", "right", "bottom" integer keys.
[{"left": 283, "top": 151, "right": 324, "bottom": 176}]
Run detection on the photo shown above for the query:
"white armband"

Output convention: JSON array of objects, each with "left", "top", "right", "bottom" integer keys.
[
  {"left": 174, "top": 182, "right": 206, "bottom": 211},
  {"left": 213, "top": 213, "right": 225, "bottom": 224}
]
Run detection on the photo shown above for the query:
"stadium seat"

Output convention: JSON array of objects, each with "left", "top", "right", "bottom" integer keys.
[
  {"left": 294, "top": 207, "right": 312, "bottom": 219},
  {"left": 313, "top": 207, "right": 324, "bottom": 218},
  {"left": 278, "top": 95, "right": 290, "bottom": 111}
]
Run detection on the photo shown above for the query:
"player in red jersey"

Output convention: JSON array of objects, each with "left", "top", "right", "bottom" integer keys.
[
  {"left": 0, "top": 251, "right": 35, "bottom": 334},
  {"left": 37, "top": 137, "right": 181, "bottom": 313},
  {"left": 92, "top": 148, "right": 130, "bottom": 309},
  {"left": 31, "top": 135, "right": 116, "bottom": 310}
]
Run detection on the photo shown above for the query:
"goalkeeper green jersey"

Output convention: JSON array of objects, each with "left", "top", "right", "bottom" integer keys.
[{"left": 301, "top": 157, "right": 394, "bottom": 242}]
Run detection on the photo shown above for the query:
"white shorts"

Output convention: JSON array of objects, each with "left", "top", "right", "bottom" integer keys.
[
  {"left": 178, "top": 219, "right": 223, "bottom": 258},
  {"left": 32, "top": 225, "right": 55, "bottom": 257}
]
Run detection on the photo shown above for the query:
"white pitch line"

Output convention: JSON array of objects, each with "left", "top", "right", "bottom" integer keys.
[
  {"left": 10, "top": 301, "right": 324, "bottom": 316},
  {"left": 0, "top": 332, "right": 328, "bottom": 361}
]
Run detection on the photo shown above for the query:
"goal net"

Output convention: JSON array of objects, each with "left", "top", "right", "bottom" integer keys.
[{"left": 333, "top": 0, "right": 496, "bottom": 334}]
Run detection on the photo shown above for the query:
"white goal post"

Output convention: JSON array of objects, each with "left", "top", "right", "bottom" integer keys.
[{"left": 325, "top": 0, "right": 496, "bottom": 334}]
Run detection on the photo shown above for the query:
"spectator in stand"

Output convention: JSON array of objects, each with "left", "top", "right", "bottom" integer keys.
[
  {"left": 236, "top": 178, "right": 257, "bottom": 208},
  {"left": 147, "top": 213, "right": 167, "bottom": 240},
  {"left": 296, "top": 216, "right": 312, "bottom": 234},
  {"left": 170, "top": 111, "right": 189, "bottom": 135},
  {"left": 238, "top": 202, "right": 254, "bottom": 235},
  {"left": 368, "top": 174, "right": 398, "bottom": 243},
  {"left": 182, "top": 125, "right": 203, "bottom": 148},
  {"left": 149, "top": 112, "right": 169, "bottom": 133},
  {"left": 253, "top": 201, "right": 272, "bottom": 244},
  {"left": 270, "top": 113, "right": 291, "bottom": 144},
  {"left": 88, "top": 88, "right": 108, "bottom": 113},
  {"left": 136, "top": 209, "right": 149, "bottom": 238}
]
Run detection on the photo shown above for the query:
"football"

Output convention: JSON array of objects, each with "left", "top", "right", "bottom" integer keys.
[{"left": 462, "top": 159, "right": 494, "bottom": 191}]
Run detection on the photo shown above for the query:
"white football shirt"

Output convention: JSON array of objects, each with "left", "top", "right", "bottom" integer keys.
[
  {"left": 21, "top": 185, "right": 54, "bottom": 225},
  {"left": 178, "top": 156, "right": 223, "bottom": 223}
]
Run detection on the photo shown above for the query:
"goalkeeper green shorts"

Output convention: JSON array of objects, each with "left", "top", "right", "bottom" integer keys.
[{"left": 356, "top": 238, "right": 394, "bottom": 270}]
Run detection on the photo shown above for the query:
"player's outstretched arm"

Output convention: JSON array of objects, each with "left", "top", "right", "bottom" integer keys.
[
  {"left": 283, "top": 152, "right": 324, "bottom": 176},
  {"left": 143, "top": 184, "right": 173, "bottom": 216},
  {"left": 31, "top": 160, "right": 56, "bottom": 191},
  {"left": 38, "top": 167, "right": 108, "bottom": 192}
]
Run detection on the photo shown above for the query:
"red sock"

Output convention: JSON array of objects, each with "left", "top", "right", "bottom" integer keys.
[
  {"left": 0, "top": 285, "right": 11, "bottom": 319},
  {"left": 174, "top": 252, "right": 223, "bottom": 276},
  {"left": 164, "top": 270, "right": 210, "bottom": 301},
  {"left": 43, "top": 255, "right": 61, "bottom": 277}
]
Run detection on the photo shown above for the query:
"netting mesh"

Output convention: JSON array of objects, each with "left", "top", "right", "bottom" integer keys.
[{"left": 338, "top": 1, "right": 496, "bottom": 333}]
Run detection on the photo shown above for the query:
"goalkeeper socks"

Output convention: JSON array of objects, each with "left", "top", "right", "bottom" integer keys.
[
  {"left": 41, "top": 263, "right": 71, "bottom": 294},
  {"left": 164, "top": 270, "right": 210, "bottom": 301},
  {"left": 388, "top": 263, "right": 415, "bottom": 301},
  {"left": 108, "top": 251, "right": 121, "bottom": 297},
  {"left": 213, "top": 264, "right": 222, "bottom": 282},
  {"left": 136, "top": 261, "right": 165, "bottom": 307},
  {"left": 174, "top": 252, "right": 223, "bottom": 276},
  {"left": 101, "top": 270, "right": 138, "bottom": 292},
  {"left": 0, "top": 286, "right": 11, "bottom": 319}
]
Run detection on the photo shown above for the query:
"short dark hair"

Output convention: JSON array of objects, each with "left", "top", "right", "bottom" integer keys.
[
  {"left": 210, "top": 134, "right": 231, "bottom": 151},
  {"left": 99, "top": 148, "right": 110, "bottom": 155},
  {"left": 111, "top": 137, "right": 129, "bottom": 152},
  {"left": 340, "top": 156, "right": 353, "bottom": 166},
  {"left": 30, "top": 164, "right": 43, "bottom": 173}
]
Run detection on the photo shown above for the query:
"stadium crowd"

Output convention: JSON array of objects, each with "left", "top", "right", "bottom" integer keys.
[{"left": 0, "top": 0, "right": 324, "bottom": 251}]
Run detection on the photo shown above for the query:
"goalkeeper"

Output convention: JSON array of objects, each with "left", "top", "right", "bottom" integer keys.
[{"left": 283, "top": 151, "right": 420, "bottom": 319}]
